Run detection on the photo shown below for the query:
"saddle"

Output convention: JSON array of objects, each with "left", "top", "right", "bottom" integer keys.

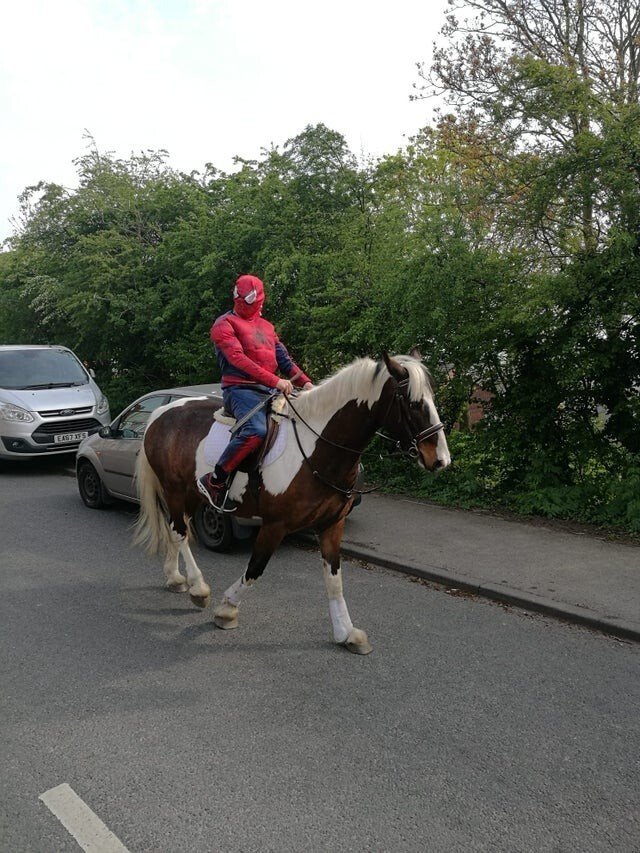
[{"left": 212, "top": 393, "right": 287, "bottom": 470}]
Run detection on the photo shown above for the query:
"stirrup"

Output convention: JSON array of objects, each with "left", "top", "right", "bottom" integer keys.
[
  {"left": 196, "top": 476, "right": 238, "bottom": 514},
  {"left": 217, "top": 489, "right": 238, "bottom": 514},
  {"left": 196, "top": 475, "right": 226, "bottom": 510}
]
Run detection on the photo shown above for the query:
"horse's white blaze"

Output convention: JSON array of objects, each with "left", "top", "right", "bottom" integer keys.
[
  {"left": 323, "top": 560, "right": 354, "bottom": 643},
  {"left": 436, "top": 430, "right": 451, "bottom": 467},
  {"left": 426, "top": 397, "right": 451, "bottom": 468},
  {"left": 400, "top": 357, "right": 450, "bottom": 470}
]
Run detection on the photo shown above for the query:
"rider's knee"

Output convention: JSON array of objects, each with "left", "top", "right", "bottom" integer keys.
[{"left": 252, "top": 421, "right": 268, "bottom": 440}]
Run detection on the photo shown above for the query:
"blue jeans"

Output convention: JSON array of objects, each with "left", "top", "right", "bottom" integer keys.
[{"left": 217, "top": 385, "right": 272, "bottom": 473}]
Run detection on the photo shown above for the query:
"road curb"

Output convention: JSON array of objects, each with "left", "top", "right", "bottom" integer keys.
[{"left": 296, "top": 535, "right": 640, "bottom": 645}]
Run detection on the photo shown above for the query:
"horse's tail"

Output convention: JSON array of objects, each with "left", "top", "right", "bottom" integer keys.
[{"left": 132, "top": 445, "right": 173, "bottom": 556}]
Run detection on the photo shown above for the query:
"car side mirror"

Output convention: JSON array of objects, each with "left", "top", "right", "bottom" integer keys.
[{"left": 99, "top": 425, "right": 112, "bottom": 438}]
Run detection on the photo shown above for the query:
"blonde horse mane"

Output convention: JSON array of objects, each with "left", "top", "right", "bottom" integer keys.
[{"left": 290, "top": 355, "right": 433, "bottom": 422}]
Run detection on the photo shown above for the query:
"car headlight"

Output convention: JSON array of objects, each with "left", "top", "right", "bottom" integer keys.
[
  {"left": 0, "top": 402, "right": 35, "bottom": 423},
  {"left": 96, "top": 394, "right": 109, "bottom": 415}
]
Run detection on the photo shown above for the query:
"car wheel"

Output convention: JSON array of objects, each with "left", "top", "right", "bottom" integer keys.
[
  {"left": 77, "top": 460, "right": 111, "bottom": 509},
  {"left": 193, "top": 503, "right": 234, "bottom": 552}
]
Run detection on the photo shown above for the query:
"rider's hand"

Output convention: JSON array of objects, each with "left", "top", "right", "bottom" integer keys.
[
  {"left": 302, "top": 382, "right": 313, "bottom": 391},
  {"left": 276, "top": 378, "right": 294, "bottom": 395}
]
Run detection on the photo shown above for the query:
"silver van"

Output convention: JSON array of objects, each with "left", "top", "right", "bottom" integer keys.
[{"left": 0, "top": 345, "right": 111, "bottom": 460}]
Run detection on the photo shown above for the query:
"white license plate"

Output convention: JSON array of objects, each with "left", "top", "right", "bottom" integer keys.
[{"left": 53, "top": 431, "right": 89, "bottom": 444}]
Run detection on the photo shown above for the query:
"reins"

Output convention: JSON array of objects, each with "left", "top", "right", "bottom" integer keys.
[
  {"left": 289, "top": 416, "right": 377, "bottom": 497},
  {"left": 285, "top": 395, "right": 377, "bottom": 498},
  {"left": 283, "top": 377, "right": 444, "bottom": 499}
]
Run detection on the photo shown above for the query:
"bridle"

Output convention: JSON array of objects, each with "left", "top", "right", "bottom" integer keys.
[
  {"left": 283, "top": 374, "right": 445, "bottom": 497},
  {"left": 376, "top": 377, "right": 445, "bottom": 460}
]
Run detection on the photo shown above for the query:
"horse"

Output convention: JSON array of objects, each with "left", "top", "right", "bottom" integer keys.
[{"left": 133, "top": 351, "right": 451, "bottom": 654}]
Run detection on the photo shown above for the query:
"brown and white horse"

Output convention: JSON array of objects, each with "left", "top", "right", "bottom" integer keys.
[{"left": 133, "top": 352, "right": 450, "bottom": 654}]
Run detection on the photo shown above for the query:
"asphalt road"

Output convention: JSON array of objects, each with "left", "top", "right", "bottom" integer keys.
[{"left": 1, "top": 460, "right": 639, "bottom": 852}]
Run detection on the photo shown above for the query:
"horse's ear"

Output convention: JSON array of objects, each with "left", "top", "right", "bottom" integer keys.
[
  {"left": 382, "top": 351, "right": 407, "bottom": 382},
  {"left": 409, "top": 346, "right": 423, "bottom": 361}
]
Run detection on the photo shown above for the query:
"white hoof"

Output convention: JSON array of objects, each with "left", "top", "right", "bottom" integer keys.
[
  {"left": 213, "top": 599, "right": 239, "bottom": 630},
  {"left": 189, "top": 592, "right": 211, "bottom": 609},
  {"left": 342, "top": 627, "right": 373, "bottom": 655},
  {"left": 165, "top": 580, "right": 188, "bottom": 593}
]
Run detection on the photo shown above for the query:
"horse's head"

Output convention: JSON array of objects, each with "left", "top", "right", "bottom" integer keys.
[{"left": 380, "top": 350, "right": 451, "bottom": 473}]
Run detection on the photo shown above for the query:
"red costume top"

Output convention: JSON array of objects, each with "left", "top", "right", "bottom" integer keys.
[{"left": 211, "top": 275, "right": 311, "bottom": 389}]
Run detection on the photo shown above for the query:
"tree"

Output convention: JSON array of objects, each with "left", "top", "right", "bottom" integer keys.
[
  {"left": 416, "top": 0, "right": 640, "bottom": 260},
  {"left": 409, "top": 0, "right": 640, "bottom": 457},
  {"left": 0, "top": 144, "right": 221, "bottom": 408}
]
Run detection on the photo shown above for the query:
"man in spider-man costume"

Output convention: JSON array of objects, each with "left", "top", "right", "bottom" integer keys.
[{"left": 197, "top": 274, "right": 313, "bottom": 509}]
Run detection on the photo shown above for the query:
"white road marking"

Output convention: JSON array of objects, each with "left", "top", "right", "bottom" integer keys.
[{"left": 39, "top": 783, "right": 130, "bottom": 852}]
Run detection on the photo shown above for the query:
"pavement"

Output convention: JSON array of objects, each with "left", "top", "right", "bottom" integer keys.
[{"left": 302, "top": 493, "right": 640, "bottom": 644}]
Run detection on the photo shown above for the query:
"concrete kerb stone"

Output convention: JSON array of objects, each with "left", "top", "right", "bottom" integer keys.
[{"left": 296, "top": 534, "right": 640, "bottom": 646}]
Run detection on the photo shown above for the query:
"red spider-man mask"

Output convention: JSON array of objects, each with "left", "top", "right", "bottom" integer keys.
[{"left": 233, "top": 274, "right": 265, "bottom": 320}]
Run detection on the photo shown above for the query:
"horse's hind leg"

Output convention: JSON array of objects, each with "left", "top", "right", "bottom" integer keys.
[
  {"left": 213, "top": 522, "right": 285, "bottom": 629},
  {"left": 179, "top": 536, "right": 211, "bottom": 609},
  {"left": 319, "top": 519, "right": 372, "bottom": 655},
  {"left": 163, "top": 536, "right": 188, "bottom": 593},
  {"left": 165, "top": 500, "right": 211, "bottom": 609}
]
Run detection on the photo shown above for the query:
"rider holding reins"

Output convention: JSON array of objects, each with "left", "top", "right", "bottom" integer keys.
[{"left": 197, "top": 274, "right": 313, "bottom": 509}]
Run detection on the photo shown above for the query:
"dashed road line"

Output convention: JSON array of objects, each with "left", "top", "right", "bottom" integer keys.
[{"left": 39, "top": 783, "right": 130, "bottom": 852}]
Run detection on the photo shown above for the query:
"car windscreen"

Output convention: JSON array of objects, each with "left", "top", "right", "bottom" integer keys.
[{"left": 0, "top": 349, "right": 89, "bottom": 390}]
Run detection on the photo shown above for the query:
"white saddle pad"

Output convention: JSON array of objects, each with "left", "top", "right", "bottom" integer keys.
[{"left": 202, "top": 418, "right": 289, "bottom": 470}]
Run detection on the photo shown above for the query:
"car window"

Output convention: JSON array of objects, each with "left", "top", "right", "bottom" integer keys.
[{"left": 118, "top": 395, "right": 170, "bottom": 438}]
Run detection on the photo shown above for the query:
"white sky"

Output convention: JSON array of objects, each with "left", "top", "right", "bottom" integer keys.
[{"left": 1, "top": 0, "right": 444, "bottom": 243}]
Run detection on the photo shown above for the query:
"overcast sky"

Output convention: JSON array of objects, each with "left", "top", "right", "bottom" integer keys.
[{"left": 1, "top": 0, "right": 443, "bottom": 244}]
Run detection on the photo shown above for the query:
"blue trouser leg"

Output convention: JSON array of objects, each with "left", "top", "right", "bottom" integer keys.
[{"left": 217, "top": 386, "right": 270, "bottom": 473}]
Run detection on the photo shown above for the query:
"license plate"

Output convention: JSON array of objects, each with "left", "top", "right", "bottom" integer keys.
[{"left": 53, "top": 431, "right": 89, "bottom": 444}]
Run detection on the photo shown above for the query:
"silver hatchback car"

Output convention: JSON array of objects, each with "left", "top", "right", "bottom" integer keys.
[{"left": 75, "top": 383, "right": 255, "bottom": 551}]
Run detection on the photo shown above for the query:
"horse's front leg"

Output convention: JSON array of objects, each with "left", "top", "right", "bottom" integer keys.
[
  {"left": 319, "top": 519, "right": 372, "bottom": 655},
  {"left": 213, "top": 522, "right": 286, "bottom": 629}
]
